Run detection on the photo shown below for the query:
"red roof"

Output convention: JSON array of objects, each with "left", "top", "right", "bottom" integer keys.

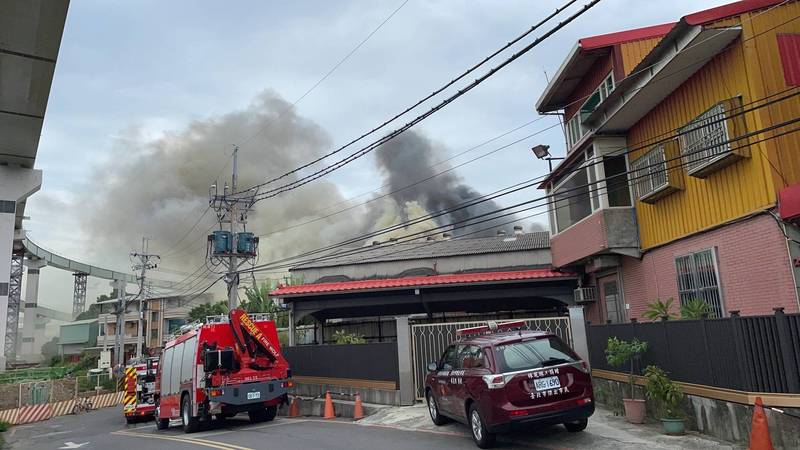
[
  {"left": 270, "top": 269, "right": 574, "bottom": 297},
  {"left": 684, "top": 0, "right": 786, "bottom": 26},
  {"left": 579, "top": 23, "right": 675, "bottom": 51}
]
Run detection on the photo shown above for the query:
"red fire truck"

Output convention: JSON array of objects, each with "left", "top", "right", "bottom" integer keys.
[
  {"left": 154, "top": 309, "right": 292, "bottom": 433},
  {"left": 123, "top": 357, "right": 159, "bottom": 423}
]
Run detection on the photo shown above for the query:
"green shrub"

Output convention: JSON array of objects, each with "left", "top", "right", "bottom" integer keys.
[
  {"left": 605, "top": 337, "right": 648, "bottom": 400},
  {"left": 332, "top": 330, "right": 366, "bottom": 344},
  {"left": 680, "top": 298, "right": 711, "bottom": 320},
  {"left": 0, "top": 420, "right": 9, "bottom": 432},
  {"left": 643, "top": 298, "right": 677, "bottom": 321},
  {"left": 644, "top": 365, "right": 684, "bottom": 419}
]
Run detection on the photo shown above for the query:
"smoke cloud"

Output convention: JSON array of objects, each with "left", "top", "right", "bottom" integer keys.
[
  {"left": 368, "top": 131, "right": 518, "bottom": 238},
  {"left": 82, "top": 91, "right": 535, "bottom": 286}
]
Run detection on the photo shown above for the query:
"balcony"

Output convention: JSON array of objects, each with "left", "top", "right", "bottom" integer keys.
[{"left": 550, "top": 207, "right": 640, "bottom": 268}]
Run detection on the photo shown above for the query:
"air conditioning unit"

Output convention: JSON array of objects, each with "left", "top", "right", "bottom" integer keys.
[{"left": 574, "top": 287, "right": 598, "bottom": 303}]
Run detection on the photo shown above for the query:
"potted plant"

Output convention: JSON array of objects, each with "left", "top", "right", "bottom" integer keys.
[
  {"left": 605, "top": 337, "right": 648, "bottom": 423},
  {"left": 643, "top": 298, "right": 677, "bottom": 321},
  {"left": 680, "top": 298, "right": 711, "bottom": 319},
  {"left": 644, "top": 365, "right": 685, "bottom": 435}
]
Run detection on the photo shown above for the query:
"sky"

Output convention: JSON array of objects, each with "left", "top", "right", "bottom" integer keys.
[{"left": 24, "top": 0, "right": 731, "bottom": 313}]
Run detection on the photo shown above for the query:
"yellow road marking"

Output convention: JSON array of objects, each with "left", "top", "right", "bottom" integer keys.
[{"left": 112, "top": 430, "right": 253, "bottom": 450}]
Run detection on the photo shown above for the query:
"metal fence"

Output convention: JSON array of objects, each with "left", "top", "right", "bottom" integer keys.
[
  {"left": 410, "top": 316, "right": 572, "bottom": 399},
  {"left": 587, "top": 308, "right": 800, "bottom": 393}
]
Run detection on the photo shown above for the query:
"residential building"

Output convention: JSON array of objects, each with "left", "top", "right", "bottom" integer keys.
[
  {"left": 536, "top": 0, "right": 800, "bottom": 323},
  {"left": 97, "top": 293, "right": 213, "bottom": 362},
  {"left": 58, "top": 319, "right": 99, "bottom": 361}
]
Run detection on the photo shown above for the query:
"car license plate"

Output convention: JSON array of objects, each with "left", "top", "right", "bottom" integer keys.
[
  {"left": 533, "top": 376, "right": 561, "bottom": 391},
  {"left": 247, "top": 391, "right": 261, "bottom": 400}
]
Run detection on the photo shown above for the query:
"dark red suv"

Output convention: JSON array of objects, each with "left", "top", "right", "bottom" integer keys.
[{"left": 424, "top": 321, "right": 594, "bottom": 448}]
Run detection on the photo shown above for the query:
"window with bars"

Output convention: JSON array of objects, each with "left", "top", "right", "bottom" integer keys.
[
  {"left": 675, "top": 249, "right": 724, "bottom": 318},
  {"left": 630, "top": 145, "right": 668, "bottom": 200},
  {"left": 679, "top": 103, "right": 731, "bottom": 175}
]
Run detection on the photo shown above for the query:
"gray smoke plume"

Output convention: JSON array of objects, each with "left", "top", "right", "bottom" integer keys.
[
  {"left": 82, "top": 92, "right": 537, "bottom": 288},
  {"left": 369, "top": 131, "right": 518, "bottom": 237},
  {"left": 82, "top": 91, "right": 366, "bottom": 277}
]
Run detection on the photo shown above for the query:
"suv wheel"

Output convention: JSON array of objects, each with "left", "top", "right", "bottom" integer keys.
[
  {"left": 469, "top": 405, "right": 496, "bottom": 449},
  {"left": 564, "top": 418, "right": 588, "bottom": 432},
  {"left": 426, "top": 392, "right": 448, "bottom": 426}
]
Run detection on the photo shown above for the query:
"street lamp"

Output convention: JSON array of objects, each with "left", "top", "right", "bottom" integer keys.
[{"left": 531, "top": 145, "right": 565, "bottom": 172}]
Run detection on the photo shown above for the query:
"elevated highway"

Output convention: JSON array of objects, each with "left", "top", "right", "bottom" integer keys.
[{"left": 0, "top": 0, "right": 70, "bottom": 368}]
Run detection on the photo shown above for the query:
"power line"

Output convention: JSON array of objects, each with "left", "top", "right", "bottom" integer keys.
[
  {"left": 240, "top": 117, "right": 800, "bottom": 275},
  {"left": 239, "top": 0, "right": 411, "bottom": 148},
  {"left": 233, "top": 0, "right": 592, "bottom": 197},
  {"left": 250, "top": 89, "right": 799, "bottom": 250}
]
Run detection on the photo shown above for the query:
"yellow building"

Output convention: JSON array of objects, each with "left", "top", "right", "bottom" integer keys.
[{"left": 536, "top": 0, "right": 800, "bottom": 323}]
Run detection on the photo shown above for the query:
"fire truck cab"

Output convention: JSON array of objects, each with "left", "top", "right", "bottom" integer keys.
[
  {"left": 123, "top": 357, "right": 159, "bottom": 423},
  {"left": 154, "top": 309, "right": 292, "bottom": 433}
]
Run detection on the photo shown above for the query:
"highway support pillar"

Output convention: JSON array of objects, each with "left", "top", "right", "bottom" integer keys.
[
  {"left": 0, "top": 166, "right": 42, "bottom": 370},
  {"left": 20, "top": 258, "right": 46, "bottom": 361}
]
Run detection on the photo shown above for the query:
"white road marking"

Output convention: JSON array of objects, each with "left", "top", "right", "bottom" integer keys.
[{"left": 59, "top": 442, "right": 89, "bottom": 449}]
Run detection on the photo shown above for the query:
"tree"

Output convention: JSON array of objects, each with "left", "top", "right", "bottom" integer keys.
[
  {"left": 605, "top": 337, "right": 648, "bottom": 400},
  {"left": 75, "top": 289, "right": 118, "bottom": 320},
  {"left": 41, "top": 337, "right": 60, "bottom": 361},
  {"left": 241, "top": 281, "right": 288, "bottom": 327},
  {"left": 187, "top": 301, "right": 228, "bottom": 322}
]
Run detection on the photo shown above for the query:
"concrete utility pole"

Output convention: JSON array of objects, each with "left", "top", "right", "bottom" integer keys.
[
  {"left": 111, "top": 279, "right": 127, "bottom": 371},
  {"left": 131, "top": 237, "right": 159, "bottom": 359},
  {"left": 209, "top": 146, "right": 258, "bottom": 310}
]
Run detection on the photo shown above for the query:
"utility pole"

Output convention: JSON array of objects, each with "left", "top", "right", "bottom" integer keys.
[
  {"left": 131, "top": 237, "right": 159, "bottom": 359},
  {"left": 209, "top": 146, "right": 258, "bottom": 310},
  {"left": 111, "top": 279, "right": 127, "bottom": 372}
]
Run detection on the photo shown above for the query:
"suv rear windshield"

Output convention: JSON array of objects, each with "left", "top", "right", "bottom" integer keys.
[{"left": 493, "top": 336, "right": 579, "bottom": 373}]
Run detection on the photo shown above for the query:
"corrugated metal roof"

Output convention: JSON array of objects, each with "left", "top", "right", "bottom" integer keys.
[
  {"left": 271, "top": 268, "right": 573, "bottom": 297},
  {"left": 292, "top": 232, "right": 550, "bottom": 270}
]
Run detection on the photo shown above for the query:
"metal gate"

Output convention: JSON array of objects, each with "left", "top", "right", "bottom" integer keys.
[{"left": 410, "top": 317, "right": 572, "bottom": 399}]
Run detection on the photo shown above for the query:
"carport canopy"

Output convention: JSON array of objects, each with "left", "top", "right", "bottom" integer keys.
[{"left": 270, "top": 268, "right": 578, "bottom": 323}]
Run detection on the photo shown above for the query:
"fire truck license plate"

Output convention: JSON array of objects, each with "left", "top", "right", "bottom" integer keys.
[
  {"left": 533, "top": 376, "right": 561, "bottom": 391},
  {"left": 247, "top": 391, "right": 261, "bottom": 400}
]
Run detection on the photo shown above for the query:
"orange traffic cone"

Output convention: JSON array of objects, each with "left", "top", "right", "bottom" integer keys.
[
  {"left": 323, "top": 391, "right": 335, "bottom": 419},
  {"left": 353, "top": 392, "right": 364, "bottom": 420},
  {"left": 288, "top": 396, "right": 300, "bottom": 418},
  {"left": 749, "top": 397, "right": 774, "bottom": 450}
]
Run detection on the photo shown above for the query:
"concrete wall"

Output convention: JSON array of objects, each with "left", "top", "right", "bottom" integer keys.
[
  {"left": 551, "top": 207, "right": 639, "bottom": 268},
  {"left": 593, "top": 377, "right": 800, "bottom": 449},
  {"left": 620, "top": 214, "right": 799, "bottom": 319},
  {"left": 294, "top": 249, "right": 551, "bottom": 283}
]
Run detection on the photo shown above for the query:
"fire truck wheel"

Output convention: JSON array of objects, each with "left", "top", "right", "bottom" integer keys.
[
  {"left": 215, "top": 414, "right": 226, "bottom": 423},
  {"left": 181, "top": 395, "right": 200, "bottom": 433},
  {"left": 248, "top": 409, "right": 268, "bottom": 423},
  {"left": 265, "top": 405, "right": 277, "bottom": 422},
  {"left": 125, "top": 417, "right": 135, "bottom": 425},
  {"left": 155, "top": 417, "right": 169, "bottom": 430}
]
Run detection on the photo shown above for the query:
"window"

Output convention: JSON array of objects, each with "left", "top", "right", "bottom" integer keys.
[
  {"left": 579, "top": 72, "right": 615, "bottom": 121},
  {"left": 565, "top": 114, "right": 584, "bottom": 149},
  {"left": 603, "top": 154, "right": 631, "bottom": 207},
  {"left": 679, "top": 103, "right": 731, "bottom": 175},
  {"left": 553, "top": 163, "right": 592, "bottom": 233},
  {"left": 439, "top": 345, "right": 460, "bottom": 370},
  {"left": 493, "top": 337, "right": 579, "bottom": 372},
  {"left": 631, "top": 145, "right": 669, "bottom": 200},
  {"left": 458, "top": 345, "right": 485, "bottom": 369},
  {"left": 675, "top": 249, "right": 724, "bottom": 318}
]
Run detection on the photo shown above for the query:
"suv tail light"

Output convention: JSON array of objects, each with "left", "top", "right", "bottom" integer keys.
[
  {"left": 574, "top": 361, "right": 590, "bottom": 374},
  {"left": 482, "top": 374, "right": 506, "bottom": 389}
]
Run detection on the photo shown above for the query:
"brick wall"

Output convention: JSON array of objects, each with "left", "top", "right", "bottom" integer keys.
[{"left": 621, "top": 214, "right": 799, "bottom": 318}]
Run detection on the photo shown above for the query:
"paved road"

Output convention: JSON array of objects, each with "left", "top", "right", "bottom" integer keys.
[{"left": 5, "top": 406, "right": 741, "bottom": 450}]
